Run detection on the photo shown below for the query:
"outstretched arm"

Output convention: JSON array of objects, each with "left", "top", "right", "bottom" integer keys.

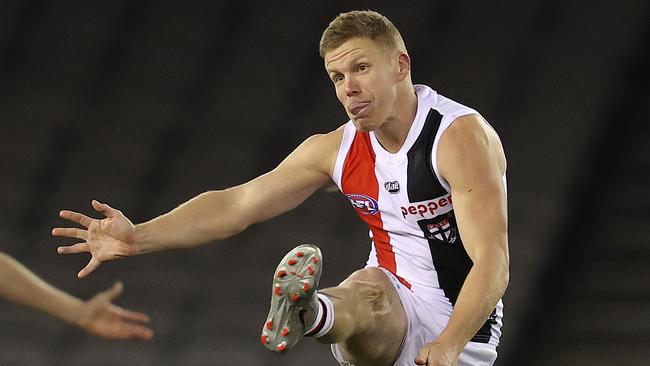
[
  {"left": 133, "top": 131, "right": 339, "bottom": 253},
  {"left": 415, "top": 115, "right": 509, "bottom": 366},
  {"left": 0, "top": 252, "right": 152, "bottom": 340},
  {"left": 53, "top": 129, "right": 342, "bottom": 277}
]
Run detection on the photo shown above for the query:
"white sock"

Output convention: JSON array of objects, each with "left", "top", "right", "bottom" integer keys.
[{"left": 304, "top": 293, "right": 335, "bottom": 338}]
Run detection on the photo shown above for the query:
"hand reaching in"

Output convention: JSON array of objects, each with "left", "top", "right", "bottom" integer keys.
[
  {"left": 53, "top": 200, "right": 136, "bottom": 278},
  {"left": 77, "top": 282, "right": 153, "bottom": 340}
]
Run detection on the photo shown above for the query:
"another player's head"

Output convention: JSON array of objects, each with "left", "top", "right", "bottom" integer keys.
[{"left": 320, "top": 10, "right": 413, "bottom": 132}]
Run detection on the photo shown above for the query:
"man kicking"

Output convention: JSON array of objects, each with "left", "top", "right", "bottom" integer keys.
[{"left": 53, "top": 10, "right": 508, "bottom": 366}]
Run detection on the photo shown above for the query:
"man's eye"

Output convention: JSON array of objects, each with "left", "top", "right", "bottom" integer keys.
[
  {"left": 357, "top": 64, "right": 368, "bottom": 71},
  {"left": 334, "top": 75, "right": 344, "bottom": 83}
]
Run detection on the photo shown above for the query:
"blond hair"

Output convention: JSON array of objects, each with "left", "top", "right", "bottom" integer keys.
[{"left": 319, "top": 10, "right": 406, "bottom": 58}]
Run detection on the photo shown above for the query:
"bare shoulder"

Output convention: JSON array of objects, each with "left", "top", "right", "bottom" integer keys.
[
  {"left": 301, "top": 124, "right": 345, "bottom": 151},
  {"left": 441, "top": 114, "right": 502, "bottom": 149},
  {"left": 438, "top": 114, "right": 506, "bottom": 184},
  {"left": 282, "top": 124, "right": 346, "bottom": 178}
]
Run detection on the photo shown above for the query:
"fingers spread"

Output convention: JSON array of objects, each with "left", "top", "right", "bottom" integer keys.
[
  {"left": 59, "top": 210, "right": 93, "bottom": 227},
  {"left": 52, "top": 227, "right": 88, "bottom": 240},
  {"left": 57, "top": 242, "right": 89, "bottom": 254},
  {"left": 78, "top": 257, "right": 101, "bottom": 278}
]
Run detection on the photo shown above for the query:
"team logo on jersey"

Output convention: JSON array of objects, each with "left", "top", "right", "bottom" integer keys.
[
  {"left": 384, "top": 181, "right": 400, "bottom": 194},
  {"left": 346, "top": 194, "right": 379, "bottom": 215},
  {"left": 423, "top": 217, "right": 458, "bottom": 244}
]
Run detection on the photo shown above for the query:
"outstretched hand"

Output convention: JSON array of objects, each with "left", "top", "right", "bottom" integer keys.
[
  {"left": 78, "top": 282, "right": 153, "bottom": 340},
  {"left": 53, "top": 200, "right": 135, "bottom": 278}
]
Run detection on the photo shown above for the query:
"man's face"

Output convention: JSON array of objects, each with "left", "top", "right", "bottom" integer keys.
[{"left": 324, "top": 37, "right": 400, "bottom": 132}]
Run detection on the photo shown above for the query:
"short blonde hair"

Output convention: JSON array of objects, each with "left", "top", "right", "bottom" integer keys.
[{"left": 319, "top": 10, "right": 406, "bottom": 58}]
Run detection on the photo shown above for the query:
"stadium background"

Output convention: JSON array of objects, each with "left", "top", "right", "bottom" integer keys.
[{"left": 0, "top": 1, "right": 647, "bottom": 365}]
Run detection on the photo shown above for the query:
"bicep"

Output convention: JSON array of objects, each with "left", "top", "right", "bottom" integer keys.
[{"left": 234, "top": 134, "right": 336, "bottom": 224}]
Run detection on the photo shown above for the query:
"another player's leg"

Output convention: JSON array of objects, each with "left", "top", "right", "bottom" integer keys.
[{"left": 261, "top": 244, "right": 407, "bottom": 365}]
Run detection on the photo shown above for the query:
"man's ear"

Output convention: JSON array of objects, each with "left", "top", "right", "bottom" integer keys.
[{"left": 396, "top": 52, "right": 411, "bottom": 81}]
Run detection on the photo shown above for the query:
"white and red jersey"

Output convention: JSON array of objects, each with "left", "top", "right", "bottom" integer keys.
[{"left": 332, "top": 84, "right": 504, "bottom": 346}]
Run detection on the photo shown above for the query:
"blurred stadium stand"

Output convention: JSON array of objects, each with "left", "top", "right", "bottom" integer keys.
[{"left": 0, "top": 1, "right": 647, "bottom": 365}]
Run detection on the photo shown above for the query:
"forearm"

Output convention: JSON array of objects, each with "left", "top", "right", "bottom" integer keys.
[
  {"left": 0, "top": 253, "right": 84, "bottom": 325},
  {"left": 134, "top": 188, "right": 248, "bottom": 254},
  {"left": 437, "top": 255, "right": 509, "bottom": 352}
]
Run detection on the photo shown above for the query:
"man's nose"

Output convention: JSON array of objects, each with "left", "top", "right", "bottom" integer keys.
[{"left": 344, "top": 76, "right": 360, "bottom": 97}]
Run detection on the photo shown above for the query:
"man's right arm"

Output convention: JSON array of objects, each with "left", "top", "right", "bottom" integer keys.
[
  {"left": 134, "top": 131, "right": 340, "bottom": 254},
  {"left": 53, "top": 128, "right": 343, "bottom": 277}
]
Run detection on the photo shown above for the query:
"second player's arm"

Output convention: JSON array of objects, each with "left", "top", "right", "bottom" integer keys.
[
  {"left": 0, "top": 252, "right": 152, "bottom": 339},
  {"left": 132, "top": 130, "right": 341, "bottom": 254}
]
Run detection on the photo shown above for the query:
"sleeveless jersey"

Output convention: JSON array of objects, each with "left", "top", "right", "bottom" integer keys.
[{"left": 332, "top": 84, "right": 504, "bottom": 346}]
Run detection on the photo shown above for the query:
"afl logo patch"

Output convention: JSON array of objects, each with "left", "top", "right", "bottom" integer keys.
[{"left": 346, "top": 194, "right": 379, "bottom": 215}]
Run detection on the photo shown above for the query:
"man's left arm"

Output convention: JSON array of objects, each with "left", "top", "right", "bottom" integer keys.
[{"left": 415, "top": 114, "right": 509, "bottom": 366}]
